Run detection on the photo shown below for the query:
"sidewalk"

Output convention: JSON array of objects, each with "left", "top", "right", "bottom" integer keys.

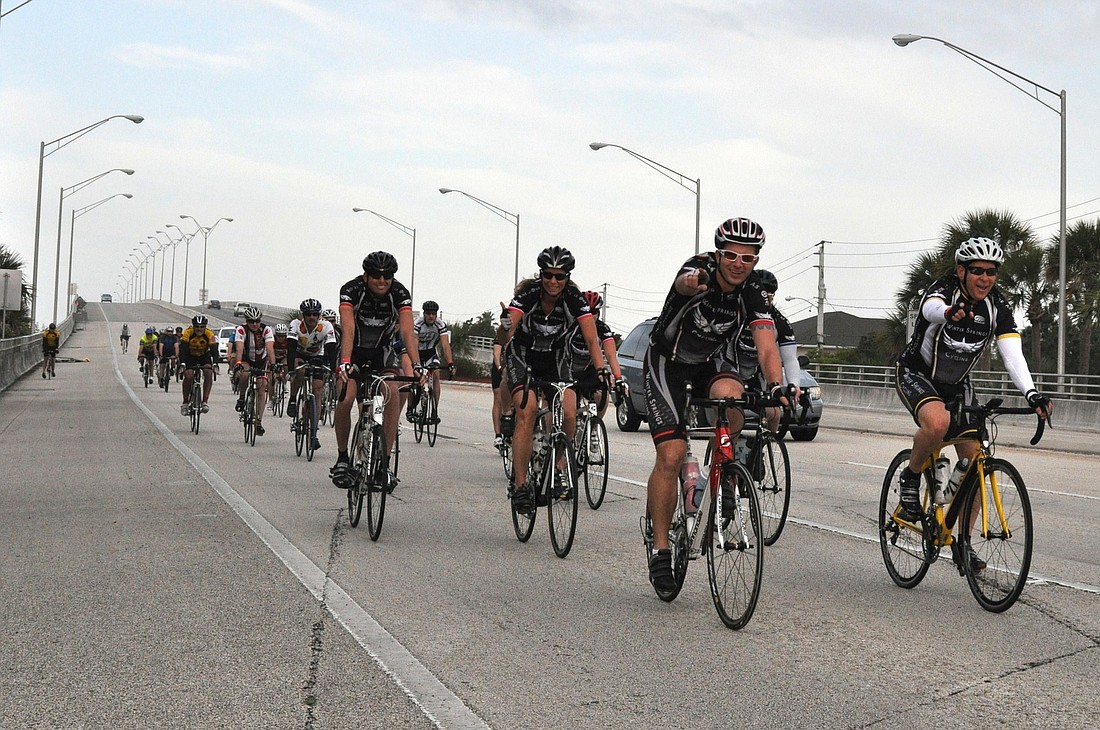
[{"left": 0, "top": 322, "right": 431, "bottom": 729}]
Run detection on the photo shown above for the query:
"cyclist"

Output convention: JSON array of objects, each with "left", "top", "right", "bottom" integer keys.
[
  {"left": 330, "top": 251, "right": 425, "bottom": 491},
  {"left": 491, "top": 307, "right": 513, "bottom": 450},
  {"left": 119, "top": 323, "right": 130, "bottom": 352},
  {"left": 233, "top": 306, "right": 276, "bottom": 437},
  {"left": 137, "top": 327, "right": 158, "bottom": 375},
  {"left": 893, "top": 238, "right": 1052, "bottom": 551},
  {"left": 271, "top": 322, "right": 290, "bottom": 401},
  {"left": 642, "top": 217, "right": 788, "bottom": 595},
  {"left": 157, "top": 326, "right": 179, "bottom": 386},
  {"left": 41, "top": 323, "right": 60, "bottom": 378},
  {"left": 719, "top": 269, "right": 802, "bottom": 431},
  {"left": 503, "top": 245, "right": 606, "bottom": 514},
  {"left": 287, "top": 298, "right": 336, "bottom": 452},
  {"left": 178, "top": 315, "right": 220, "bottom": 415},
  {"left": 568, "top": 291, "right": 628, "bottom": 419},
  {"left": 405, "top": 300, "right": 456, "bottom": 423},
  {"left": 322, "top": 308, "right": 341, "bottom": 373}
]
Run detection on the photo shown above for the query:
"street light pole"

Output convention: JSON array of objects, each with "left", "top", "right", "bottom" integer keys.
[
  {"left": 138, "top": 241, "right": 156, "bottom": 300},
  {"left": 65, "top": 193, "right": 132, "bottom": 315},
  {"left": 439, "top": 188, "right": 521, "bottom": 286},
  {"left": 893, "top": 33, "right": 1068, "bottom": 377},
  {"left": 179, "top": 215, "right": 233, "bottom": 306},
  {"left": 352, "top": 208, "right": 417, "bottom": 300},
  {"left": 589, "top": 141, "right": 701, "bottom": 254},
  {"left": 152, "top": 230, "right": 175, "bottom": 303},
  {"left": 30, "top": 114, "right": 143, "bottom": 325},
  {"left": 785, "top": 296, "right": 825, "bottom": 350},
  {"left": 165, "top": 224, "right": 194, "bottom": 306}
]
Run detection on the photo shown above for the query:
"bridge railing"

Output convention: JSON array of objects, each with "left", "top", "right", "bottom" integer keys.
[
  {"left": 0, "top": 314, "right": 75, "bottom": 392},
  {"left": 808, "top": 363, "right": 1100, "bottom": 401}
]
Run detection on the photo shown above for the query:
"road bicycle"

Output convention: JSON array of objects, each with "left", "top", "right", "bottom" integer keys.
[
  {"left": 510, "top": 378, "right": 580, "bottom": 559},
  {"left": 141, "top": 354, "right": 154, "bottom": 388},
  {"left": 159, "top": 356, "right": 177, "bottom": 392},
  {"left": 269, "top": 365, "right": 287, "bottom": 417},
  {"left": 42, "top": 350, "right": 57, "bottom": 379},
  {"left": 291, "top": 363, "right": 329, "bottom": 461},
  {"left": 120, "top": 337, "right": 129, "bottom": 354},
  {"left": 409, "top": 364, "right": 446, "bottom": 447},
  {"left": 879, "top": 397, "right": 1045, "bottom": 613},
  {"left": 239, "top": 367, "right": 267, "bottom": 447},
  {"left": 497, "top": 413, "right": 515, "bottom": 482},
  {"left": 182, "top": 364, "right": 209, "bottom": 434},
  {"left": 640, "top": 384, "right": 767, "bottom": 630},
  {"left": 345, "top": 370, "right": 420, "bottom": 540},
  {"left": 321, "top": 370, "right": 338, "bottom": 428},
  {"left": 573, "top": 381, "right": 610, "bottom": 510}
]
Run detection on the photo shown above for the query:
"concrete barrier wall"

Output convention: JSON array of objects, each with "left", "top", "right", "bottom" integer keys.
[
  {"left": 0, "top": 316, "right": 74, "bottom": 393},
  {"left": 824, "top": 383, "right": 1100, "bottom": 433}
]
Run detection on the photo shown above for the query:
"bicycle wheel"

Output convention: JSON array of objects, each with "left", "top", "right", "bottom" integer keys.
[
  {"left": 305, "top": 395, "right": 317, "bottom": 462},
  {"left": 644, "top": 487, "right": 691, "bottom": 603},
  {"left": 755, "top": 432, "right": 791, "bottom": 546},
  {"left": 878, "top": 449, "right": 931, "bottom": 589},
  {"left": 366, "top": 425, "right": 388, "bottom": 541},
  {"left": 327, "top": 379, "right": 337, "bottom": 429},
  {"left": 162, "top": 367, "right": 170, "bottom": 392},
  {"left": 347, "top": 423, "right": 365, "bottom": 528},
  {"left": 190, "top": 380, "right": 202, "bottom": 434},
  {"left": 500, "top": 436, "right": 514, "bottom": 481},
  {"left": 583, "top": 417, "right": 609, "bottom": 510},
  {"left": 244, "top": 390, "right": 256, "bottom": 445},
  {"left": 427, "top": 390, "right": 439, "bottom": 447},
  {"left": 706, "top": 462, "right": 763, "bottom": 630},
  {"left": 413, "top": 389, "right": 426, "bottom": 444},
  {"left": 143, "top": 362, "right": 151, "bottom": 387},
  {"left": 511, "top": 452, "right": 537, "bottom": 543},
  {"left": 546, "top": 438, "right": 579, "bottom": 558},
  {"left": 958, "top": 458, "right": 1033, "bottom": 613}
]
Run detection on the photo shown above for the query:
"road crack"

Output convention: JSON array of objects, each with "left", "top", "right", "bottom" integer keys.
[{"left": 302, "top": 508, "right": 347, "bottom": 728}]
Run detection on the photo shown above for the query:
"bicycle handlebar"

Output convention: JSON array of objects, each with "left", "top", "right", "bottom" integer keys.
[{"left": 952, "top": 396, "right": 1049, "bottom": 446}]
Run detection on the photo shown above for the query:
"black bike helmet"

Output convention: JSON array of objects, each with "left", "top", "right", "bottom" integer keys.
[
  {"left": 422, "top": 300, "right": 439, "bottom": 313},
  {"left": 299, "top": 298, "right": 323, "bottom": 315},
  {"left": 537, "top": 245, "right": 575, "bottom": 272},
  {"left": 715, "top": 217, "right": 766, "bottom": 248},
  {"left": 192, "top": 314, "right": 208, "bottom": 328},
  {"left": 362, "top": 251, "right": 398, "bottom": 275},
  {"left": 754, "top": 269, "right": 778, "bottom": 293}
]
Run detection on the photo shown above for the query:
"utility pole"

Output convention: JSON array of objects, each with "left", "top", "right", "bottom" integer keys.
[
  {"left": 815, "top": 241, "right": 827, "bottom": 350},
  {"left": 600, "top": 282, "right": 608, "bottom": 320}
]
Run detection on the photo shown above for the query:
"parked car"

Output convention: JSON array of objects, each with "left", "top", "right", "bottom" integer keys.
[
  {"left": 614, "top": 317, "right": 824, "bottom": 441},
  {"left": 100, "top": 293, "right": 113, "bottom": 302},
  {"left": 207, "top": 299, "right": 221, "bottom": 310},
  {"left": 217, "top": 325, "right": 237, "bottom": 363},
  {"left": 233, "top": 301, "right": 252, "bottom": 317}
]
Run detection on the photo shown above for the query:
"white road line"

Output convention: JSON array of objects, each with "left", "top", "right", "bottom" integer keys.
[{"left": 108, "top": 333, "right": 489, "bottom": 730}]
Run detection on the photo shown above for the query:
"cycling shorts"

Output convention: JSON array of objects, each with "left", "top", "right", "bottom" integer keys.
[
  {"left": 505, "top": 342, "right": 569, "bottom": 397},
  {"left": 181, "top": 352, "right": 215, "bottom": 368},
  {"left": 643, "top": 346, "right": 739, "bottom": 445},
  {"left": 491, "top": 362, "right": 504, "bottom": 389},
  {"left": 42, "top": 346, "right": 58, "bottom": 356},
  {"left": 894, "top": 361, "right": 978, "bottom": 438}
]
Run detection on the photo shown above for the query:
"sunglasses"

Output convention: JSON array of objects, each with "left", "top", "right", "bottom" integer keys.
[
  {"left": 541, "top": 270, "right": 569, "bottom": 281},
  {"left": 717, "top": 250, "right": 759, "bottom": 265},
  {"left": 366, "top": 270, "right": 393, "bottom": 280},
  {"left": 966, "top": 265, "right": 999, "bottom": 277}
]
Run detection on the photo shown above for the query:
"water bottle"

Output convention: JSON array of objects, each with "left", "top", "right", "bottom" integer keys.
[
  {"left": 943, "top": 458, "right": 969, "bottom": 503},
  {"left": 681, "top": 453, "right": 702, "bottom": 514},
  {"left": 371, "top": 394, "right": 385, "bottom": 425},
  {"left": 932, "top": 456, "right": 952, "bottom": 504}
]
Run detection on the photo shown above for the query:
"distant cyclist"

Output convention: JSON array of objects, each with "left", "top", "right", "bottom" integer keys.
[
  {"left": 567, "top": 291, "right": 627, "bottom": 419},
  {"left": 41, "top": 323, "right": 60, "bottom": 378},
  {"left": 405, "top": 300, "right": 455, "bottom": 423},
  {"left": 491, "top": 307, "right": 513, "bottom": 450},
  {"left": 287, "top": 298, "right": 336, "bottom": 452},
  {"left": 233, "top": 306, "right": 276, "bottom": 436},
  {"left": 119, "top": 323, "right": 130, "bottom": 352},
  {"left": 157, "top": 326, "right": 180, "bottom": 385},
  {"left": 894, "top": 237, "right": 1052, "bottom": 532},
  {"left": 137, "top": 327, "right": 158, "bottom": 374}
]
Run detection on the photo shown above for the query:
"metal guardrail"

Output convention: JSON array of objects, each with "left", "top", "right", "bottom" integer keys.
[{"left": 808, "top": 363, "right": 1100, "bottom": 401}]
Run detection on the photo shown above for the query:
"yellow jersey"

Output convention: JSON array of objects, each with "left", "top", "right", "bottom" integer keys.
[
  {"left": 180, "top": 326, "right": 217, "bottom": 357},
  {"left": 42, "top": 329, "right": 61, "bottom": 348}
]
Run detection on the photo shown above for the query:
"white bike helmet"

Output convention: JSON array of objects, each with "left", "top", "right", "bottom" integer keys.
[{"left": 955, "top": 237, "right": 1005, "bottom": 265}]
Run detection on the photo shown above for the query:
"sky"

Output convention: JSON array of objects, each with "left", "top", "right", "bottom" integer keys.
[{"left": 2, "top": 0, "right": 1099, "bottom": 336}]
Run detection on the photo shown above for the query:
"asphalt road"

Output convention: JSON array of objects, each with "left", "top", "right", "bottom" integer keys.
[{"left": 3, "top": 303, "right": 1098, "bottom": 729}]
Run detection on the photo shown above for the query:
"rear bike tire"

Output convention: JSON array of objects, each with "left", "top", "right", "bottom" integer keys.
[
  {"left": 305, "top": 395, "right": 317, "bottom": 462},
  {"left": 511, "top": 453, "right": 538, "bottom": 543},
  {"left": 546, "top": 438, "right": 579, "bottom": 558},
  {"left": 413, "top": 390, "right": 426, "bottom": 444},
  {"left": 755, "top": 432, "right": 791, "bottom": 546},
  {"left": 500, "top": 437, "right": 514, "bottom": 482},
  {"left": 878, "top": 449, "right": 931, "bottom": 589},
  {"left": 583, "top": 417, "right": 609, "bottom": 510},
  {"left": 347, "top": 423, "right": 365, "bottom": 528},
  {"left": 426, "top": 390, "right": 439, "bottom": 447},
  {"left": 958, "top": 458, "right": 1033, "bottom": 613},
  {"left": 643, "top": 489, "right": 691, "bottom": 603},
  {"left": 706, "top": 462, "right": 763, "bottom": 630},
  {"left": 366, "top": 425, "right": 388, "bottom": 541}
]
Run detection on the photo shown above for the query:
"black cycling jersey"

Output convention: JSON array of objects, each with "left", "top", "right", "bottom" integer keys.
[
  {"left": 898, "top": 275, "right": 1018, "bottom": 384},
  {"left": 507, "top": 280, "right": 592, "bottom": 351},
  {"left": 567, "top": 318, "right": 614, "bottom": 373},
  {"left": 721, "top": 304, "right": 795, "bottom": 376},
  {"left": 650, "top": 252, "right": 773, "bottom": 364},
  {"left": 339, "top": 276, "right": 413, "bottom": 351}
]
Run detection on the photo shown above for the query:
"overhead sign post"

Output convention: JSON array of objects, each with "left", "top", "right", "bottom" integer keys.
[{"left": 2, "top": 269, "right": 24, "bottom": 339}]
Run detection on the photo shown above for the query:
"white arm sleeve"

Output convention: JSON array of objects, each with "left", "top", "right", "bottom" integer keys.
[
  {"left": 996, "top": 335, "right": 1037, "bottom": 396},
  {"left": 921, "top": 296, "right": 949, "bottom": 324},
  {"left": 779, "top": 344, "right": 801, "bottom": 388}
]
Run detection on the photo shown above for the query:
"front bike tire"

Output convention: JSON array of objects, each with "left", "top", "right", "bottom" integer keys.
[
  {"left": 413, "top": 390, "right": 426, "bottom": 444},
  {"left": 305, "top": 395, "right": 317, "bottom": 462},
  {"left": 583, "top": 417, "right": 609, "bottom": 510},
  {"left": 244, "top": 392, "right": 256, "bottom": 446},
  {"left": 426, "top": 390, "right": 439, "bottom": 447},
  {"left": 500, "top": 437, "right": 514, "bottom": 481},
  {"left": 878, "top": 449, "right": 931, "bottom": 589},
  {"left": 511, "top": 454, "right": 537, "bottom": 543},
  {"left": 706, "top": 462, "right": 763, "bottom": 630},
  {"left": 190, "top": 381, "right": 202, "bottom": 434},
  {"left": 755, "top": 432, "right": 791, "bottom": 546},
  {"left": 546, "top": 438, "right": 579, "bottom": 558},
  {"left": 958, "top": 458, "right": 1033, "bottom": 613},
  {"left": 366, "top": 425, "right": 388, "bottom": 541},
  {"left": 294, "top": 410, "right": 305, "bottom": 456},
  {"left": 347, "top": 423, "right": 365, "bottom": 528}
]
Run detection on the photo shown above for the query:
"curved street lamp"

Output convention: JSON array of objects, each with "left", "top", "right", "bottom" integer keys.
[
  {"left": 352, "top": 207, "right": 417, "bottom": 300},
  {"left": 785, "top": 295, "right": 824, "bottom": 349},
  {"left": 439, "top": 188, "right": 520, "bottom": 286},
  {"left": 179, "top": 215, "right": 233, "bottom": 306},
  {"left": 893, "top": 33, "right": 1068, "bottom": 377},
  {"left": 65, "top": 192, "right": 133, "bottom": 315},
  {"left": 31, "top": 113, "right": 143, "bottom": 324},
  {"left": 165, "top": 223, "right": 196, "bottom": 306},
  {"left": 590, "top": 142, "right": 701, "bottom": 255}
]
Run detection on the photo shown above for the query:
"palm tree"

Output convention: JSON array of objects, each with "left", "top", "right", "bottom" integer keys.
[
  {"left": 1000, "top": 239, "right": 1052, "bottom": 365},
  {"left": 0, "top": 244, "right": 32, "bottom": 337},
  {"left": 1055, "top": 220, "right": 1100, "bottom": 373}
]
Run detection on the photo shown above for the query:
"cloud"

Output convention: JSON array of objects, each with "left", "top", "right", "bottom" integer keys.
[{"left": 112, "top": 42, "right": 258, "bottom": 71}]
